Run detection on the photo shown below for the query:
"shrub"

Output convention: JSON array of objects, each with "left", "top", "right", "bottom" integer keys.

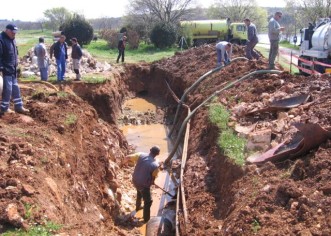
[
  {"left": 100, "top": 29, "right": 140, "bottom": 50},
  {"left": 99, "top": 29, "right": 119, "bottom": 49},
  {"left": 126, "top": 29, "right": 140, "bottom": 49},
  {"left": 60, "top": 14, "right": 94, "bottom": 46},
  {"left": 150, "top": 23, "right": 176, "bottom": 48}
]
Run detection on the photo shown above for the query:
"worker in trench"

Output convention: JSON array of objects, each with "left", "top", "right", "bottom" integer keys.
[
  {"left": 216, "top": 41, "right": 232, "bottom": 67},
  {"left": 122, "top": 146, "right": 161, "bottom": 223}
]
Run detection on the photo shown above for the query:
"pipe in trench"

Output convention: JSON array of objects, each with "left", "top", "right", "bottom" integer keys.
[
  {"left": 165, "top": 69, "right": 283, "bottom": 165},
  {"left": 168, "top": 57, "right": 249, "bottom": 137}
]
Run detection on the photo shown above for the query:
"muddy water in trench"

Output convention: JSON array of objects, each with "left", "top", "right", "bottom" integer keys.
[{"left": 121, "top": 97, "right": 175, "bottom": 235}]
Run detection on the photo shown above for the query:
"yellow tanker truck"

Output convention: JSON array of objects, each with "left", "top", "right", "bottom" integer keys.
[{"left": 180, "top": 18, "right": 247, "bottom": 47}]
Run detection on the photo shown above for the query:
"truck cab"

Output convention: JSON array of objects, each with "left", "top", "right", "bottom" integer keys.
[{"left": 229, "top": 23, "right": 247, "bottom": 45}]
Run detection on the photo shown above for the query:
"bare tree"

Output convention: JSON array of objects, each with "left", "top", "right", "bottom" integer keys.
[
  {"left": 285, "top": 0, "right": 331, "bottom": 25},
  {"left": 44, "top": 7, "right": 72, "bottom": 31},
  {"left": 208, "top": 0, "right": 267, "bottom": 31},
  {"left": 127, "top": 0, "right": 195, "bottom": 24}
]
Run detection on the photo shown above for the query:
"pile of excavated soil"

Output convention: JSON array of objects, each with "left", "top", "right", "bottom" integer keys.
[
  {"left": 152, "top": 44, "right": 331, "bottom": 235},
  {"left": 0, "top": 79, "right": 144, "bottom": 235}
]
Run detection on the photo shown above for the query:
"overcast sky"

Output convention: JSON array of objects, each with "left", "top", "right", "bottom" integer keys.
[{"left": 2, "top": 0, "right": 286, "bottom": 22}]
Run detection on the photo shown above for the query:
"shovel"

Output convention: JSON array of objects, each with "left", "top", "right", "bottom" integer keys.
[{"left": 154, "top": 184, "right": 176, "bottom": 199}]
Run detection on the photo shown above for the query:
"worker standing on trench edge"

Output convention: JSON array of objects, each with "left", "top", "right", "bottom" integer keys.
[
  {"left": 216, "top": 41, "right": 232, "bottom": 67},
  {"left": 122, "top": 146, "right": 161, "bottom": 223},
  {"left": 0, "top": 24, "right": 29, "bottom": 115},
  {"left": 268, "top": 11, "right": 285, "bottom": 69},
  {"left": 243, "top": 18, "right": 259, "bottom": 60}
]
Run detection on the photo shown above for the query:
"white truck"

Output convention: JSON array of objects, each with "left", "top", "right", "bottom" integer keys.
[{"left": 299, "top": 18, "right": 331, "bottom": 74}]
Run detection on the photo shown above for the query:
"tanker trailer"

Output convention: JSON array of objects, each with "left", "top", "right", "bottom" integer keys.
[
  {"left": 298, "top": 18, "right": 331, "bottom": 74},
  {"left": 180, "top": 19, "right": 247, "bottom": 47}
]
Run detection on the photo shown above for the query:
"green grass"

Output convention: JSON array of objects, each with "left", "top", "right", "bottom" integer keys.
[
  {"left": 15, "top": 30, "right": 53, "bottom": 57},
  {"left": 64, "top": 114, "right": 77, "bottom": 126},
  {"left": 85, "top": 39, "right": 180, "bottom": 63},
  {"left": 82, "top": 74, "right": 110, "bottom": 84},
  {"left": 209, "top": 103, "right": 246, "bottom": 166},
  {"left": 251, "top": 219, "right": 261, "bottom": 234},
  {"left": 2, "top": 221, "right": 61, "bottom": 236},
  {"left": 279, "top": 40, "right": 300, "bottom": 50},
  {"left": 255, "top": 45, "right": 299, "bottom": 74}
]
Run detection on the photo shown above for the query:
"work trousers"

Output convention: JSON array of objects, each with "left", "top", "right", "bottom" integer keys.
[
  {"left": 216, "top": 49, "right": 229, "bottom": 67},
  {"left": 246, "top": 39, "right": 259, "bottom": 60},
  {"left": 56, "top": 58, "right": 66, "bottom": 81},
  {"left": 1, "top": 74, "right": 23, "bottom": 112},
  {"left": 269, "top": 40, "right": 279, "bottom": 69},
  {"left": 39, "top": 67, "right": 48, "bottom": 81},
  {"left": 117, "top": 48, "right": 125, "bottom": 63},
  {"left": 136, "top": 187, "right": 152, "bottom": 222},
  {"left": 72, "top": 59, "right": 81, "bottom": 80}
]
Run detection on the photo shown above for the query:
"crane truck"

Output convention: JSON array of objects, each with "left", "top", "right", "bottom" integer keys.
[
  {"left": 299, "top": 18, "right": 331, "bottom": 74},
  {"left": 180, "top": 18, "right": 247, "bottom": 47}
]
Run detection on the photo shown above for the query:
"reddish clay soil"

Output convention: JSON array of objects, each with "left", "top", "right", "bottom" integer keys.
[
  {"left": 1, "top": 44, "right": 331, "bottom": 236},
  {"left": 151, "top": 45, "right": 331, "bottom": 236}
]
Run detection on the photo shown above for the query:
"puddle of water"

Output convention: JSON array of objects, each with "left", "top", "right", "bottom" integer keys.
[{"left": 123, "top": 98, "right": 157, "bottom": 113}]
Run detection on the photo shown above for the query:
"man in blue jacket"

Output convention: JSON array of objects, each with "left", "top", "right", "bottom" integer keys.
[
  {"left": 244, "top": 18, "right": 259, "bottom": 60},
  {"left": 51, "top": 34, "right": 68, "bottom": 82},
  {"left": 0, "top": 24, "right": 29, "bottom": 115}
]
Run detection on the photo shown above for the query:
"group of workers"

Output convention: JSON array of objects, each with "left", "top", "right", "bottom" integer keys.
[
  {"left": 216, "top": 11, "right": 285, "bottom": 70},
  {"left": 0, "top": 24, "right": 83, "bottom": 115},
  {"left": 34, "top": 33, "right": 83, "bottom": 82}
]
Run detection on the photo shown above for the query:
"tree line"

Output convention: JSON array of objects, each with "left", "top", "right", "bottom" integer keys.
[{"left": 1, "top": 0, "right": 331, "bottom": 48}]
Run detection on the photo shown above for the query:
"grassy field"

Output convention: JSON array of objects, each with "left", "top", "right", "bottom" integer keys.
[
  {"left": 85, "top": 40, "right": 180, "bottom": 63},
  {"left": 255, "top": 44, "right": 299, "bottom": 74},
  {"left": 15, "top": 30, "right": 53, "bottom": 57},
  {"left": 15, "top": 30, "right": 180, "bottom": 63}
]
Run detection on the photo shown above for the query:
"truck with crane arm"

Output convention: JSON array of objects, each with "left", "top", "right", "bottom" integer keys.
[
  {"left": 299, "top": 18, "right": 331, "bottom": 74},
  {"left": 180, "top": 18, "right": 247, "bottom": 47}
]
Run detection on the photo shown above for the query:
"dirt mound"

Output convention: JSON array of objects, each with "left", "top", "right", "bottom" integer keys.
[
  {"left": 0, "top": 80, "right": 140, "bottom": 235},
  {"left": 152, "top": 44, "right": 331, "bottom": 235}
]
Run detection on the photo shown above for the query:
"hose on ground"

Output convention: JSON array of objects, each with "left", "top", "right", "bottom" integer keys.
[
  {"left": 165, "top": 69, "right": 282, "bottom": 165},
  {"left": 168, "top": 57, "right": 248, "bottom": 137}
]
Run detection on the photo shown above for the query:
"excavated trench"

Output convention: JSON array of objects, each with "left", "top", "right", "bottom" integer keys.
[
  {"left": 68, "top": 62, "right": 246, "bottom": 235},
  {"left": 2, "top": 45, "right": 331, "bottom": 235}
]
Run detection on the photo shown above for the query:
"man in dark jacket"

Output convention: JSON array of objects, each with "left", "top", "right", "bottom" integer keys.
[
  {"left": 70, "top": 38, "right": 83, "bottom": 81},
  {"left": 51, "top": 34, "right": 68, "bottom": 82},
  {"left": 0, "top": 24, "right": 29, "bottom": 115},
  {"left": 116, "top": 35, "right": 126, "bottom": 63},
  {"left": 244, "top": 18, "right": 259, "bottom": 60}
]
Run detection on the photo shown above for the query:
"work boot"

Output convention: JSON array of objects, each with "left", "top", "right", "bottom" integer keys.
[
  {"left": 0, "top": 108, "right": 14, "bottom": 115},
  {"left": 74, "top": 74, "right": 81, "bottom": 81},
  {"left": 15, "top": 107, "right": 30, "bottom": 114}
]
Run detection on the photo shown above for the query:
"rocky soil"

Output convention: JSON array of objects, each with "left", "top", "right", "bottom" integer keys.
[
  {"left": 152, "top": 44, "right": 331, "bottom": 235},
  {"left": 0, "top": 43, "right": 330, "bottom": 236}
]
